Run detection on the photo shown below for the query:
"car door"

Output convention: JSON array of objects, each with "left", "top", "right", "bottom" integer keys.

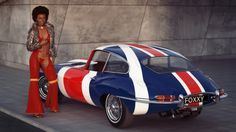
[
  {"left": 85, "top": 50, "right": 110, "bottom": 105},
  {"left": 86, "top": 51, "right": 130, "bottom": 106}
]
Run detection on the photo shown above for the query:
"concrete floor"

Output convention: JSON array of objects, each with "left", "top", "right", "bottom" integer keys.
[{"left": 0, "top": 58, "right": 235, "bottom": 132}]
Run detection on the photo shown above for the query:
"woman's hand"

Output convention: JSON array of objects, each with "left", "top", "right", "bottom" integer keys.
[
  {"left": 40, "top": 39, "right": 48, "bottom": 46},
  {"left": 50, "top": 57, "right": 55, "bottom": 64}
]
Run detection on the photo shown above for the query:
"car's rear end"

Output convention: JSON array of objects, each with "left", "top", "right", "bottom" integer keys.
[{"left": 140, "top": 55, "right": 227, "bottom": 117}]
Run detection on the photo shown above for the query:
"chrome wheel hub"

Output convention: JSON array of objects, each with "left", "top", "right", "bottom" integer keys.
[
  {"left": 39, "top": 76, "right": 48, "bottom": 100},
  {"left": 106, "top": 95, "right": 122, "bottom": 123}
]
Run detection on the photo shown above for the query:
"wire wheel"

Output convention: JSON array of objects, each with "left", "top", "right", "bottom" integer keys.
[
  {"left": 38, "top": 76, "right": 48, "bottom": 101},
  {"left": 105, "top": 95, "right": 123, "bottom": 123}
]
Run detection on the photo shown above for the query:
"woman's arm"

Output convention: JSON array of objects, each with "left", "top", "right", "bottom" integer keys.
[
  {"left": 49, "top": 26, "right": 57, "bottom": 63},
  {"left": 26, "top": 28, "right": 42, "bottom": 51}
]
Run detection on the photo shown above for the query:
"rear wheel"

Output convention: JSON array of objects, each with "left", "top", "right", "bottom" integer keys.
[
  {"left": 105, "top": 94, "right": 133, "bottom": 128},
  {"left": 38, "top": 76, "right": 63, "bottom": 103}
]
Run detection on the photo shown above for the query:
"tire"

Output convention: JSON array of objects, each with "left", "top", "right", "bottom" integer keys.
[
  {"left": 39, "top": 76, "right": 48, "bottom": 102},
  {"left": 38, "top": 76, "right": 63, "bottom": 103},
  {"left": 105, "top": 94, "right": 133, "bottom": 128}
]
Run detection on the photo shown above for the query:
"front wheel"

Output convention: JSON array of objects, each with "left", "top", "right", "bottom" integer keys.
[
  {"left": 105, "top": 94, "right": 133, "bottom": 128},
  {"left": 38, "top": 76, "right": 63, "bottom": 103}
]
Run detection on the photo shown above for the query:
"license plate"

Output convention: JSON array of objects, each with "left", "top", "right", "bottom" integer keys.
[{"left": 184, "top": 95, "right": 204, "bottom": 104}]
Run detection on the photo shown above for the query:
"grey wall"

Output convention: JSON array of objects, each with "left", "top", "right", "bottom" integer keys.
[{"left": 0, "top": 0, "right": 236, "bottom": 70}]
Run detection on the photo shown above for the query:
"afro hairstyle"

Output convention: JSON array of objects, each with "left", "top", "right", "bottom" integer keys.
[{"left": 32, "top": 6, "right": 49, "bottom": 22}]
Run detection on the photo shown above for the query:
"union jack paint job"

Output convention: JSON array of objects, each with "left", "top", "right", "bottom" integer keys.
[{"left": 41, "top": 43, "right": 227, "bottom": 116}]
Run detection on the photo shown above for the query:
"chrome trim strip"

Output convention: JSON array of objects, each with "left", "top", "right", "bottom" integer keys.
[{"left": 117, "top": 96, "right": 181, "bottom": 104}]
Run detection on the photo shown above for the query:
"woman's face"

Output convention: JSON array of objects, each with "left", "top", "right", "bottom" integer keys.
[{"left": 36, "top": 14, "right": 46, "bottom": 26}]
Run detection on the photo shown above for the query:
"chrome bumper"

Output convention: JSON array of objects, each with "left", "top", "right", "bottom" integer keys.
[{"left": 117, "top": 92, "right": 228, "bottom": 105}]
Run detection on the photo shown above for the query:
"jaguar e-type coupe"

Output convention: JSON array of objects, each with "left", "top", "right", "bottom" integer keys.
[{"left": 38, "top": 44, "right": 227, "bottom": 128}]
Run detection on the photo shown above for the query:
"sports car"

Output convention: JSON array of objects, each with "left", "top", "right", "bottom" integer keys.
[{"left": 38, "top": 44, "right": 227, "bottom": 128}]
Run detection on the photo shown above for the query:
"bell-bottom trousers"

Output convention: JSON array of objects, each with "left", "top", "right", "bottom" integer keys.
[{"left": 26, "top": 51, "right": 59, "bottom": 115}]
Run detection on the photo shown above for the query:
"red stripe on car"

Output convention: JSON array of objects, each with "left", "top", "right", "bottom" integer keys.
[
  {"left": 175, "top": 71, "right": 202, "bottom": 94},
  {"left": 128, "top": 44, "right": 166, "bottom": 57},
  {"left": 63, "top": 68, "right": 89, "bottom": 103}
]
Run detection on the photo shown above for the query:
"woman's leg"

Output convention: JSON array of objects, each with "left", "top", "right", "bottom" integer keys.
[
  {"left": 26, "top": 52, "right": 44, "bottom": 116},
  {"left": 40, "top": 57, "right": 59, "bottom": 112}
]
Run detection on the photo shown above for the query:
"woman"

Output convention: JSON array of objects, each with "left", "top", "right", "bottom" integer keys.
[{"left": 25, "top": 6, "right": 59, "bottom": 118}]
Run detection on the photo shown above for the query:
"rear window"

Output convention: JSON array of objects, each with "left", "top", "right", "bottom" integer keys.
[{"left": 142, "top": 56, "right": 196, "bottom": 73}]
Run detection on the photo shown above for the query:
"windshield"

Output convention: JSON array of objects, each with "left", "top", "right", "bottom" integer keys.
[{"left": 142, "top": 56, "right": 196, "bottom": 73}]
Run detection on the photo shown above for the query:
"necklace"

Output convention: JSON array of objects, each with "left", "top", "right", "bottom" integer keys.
[{"left": 39, "top": 26, "right": 44, "bottom": 29}]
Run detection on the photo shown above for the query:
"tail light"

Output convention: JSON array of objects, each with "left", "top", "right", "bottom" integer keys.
[{"left": 155, "top": 95, "right": 176, "bottom": 102}]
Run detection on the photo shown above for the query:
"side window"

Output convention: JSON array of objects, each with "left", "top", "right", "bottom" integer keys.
[
  {"left": 104, "top": 54, "right": 129, "bottom": 73},
  {"left": 88, "top": 51, "right": 109, "bottom": 72}
]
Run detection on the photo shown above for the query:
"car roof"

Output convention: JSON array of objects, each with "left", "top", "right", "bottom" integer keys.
[{"left": 96, "top": 43, "right": 187, "bottom": 60}]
